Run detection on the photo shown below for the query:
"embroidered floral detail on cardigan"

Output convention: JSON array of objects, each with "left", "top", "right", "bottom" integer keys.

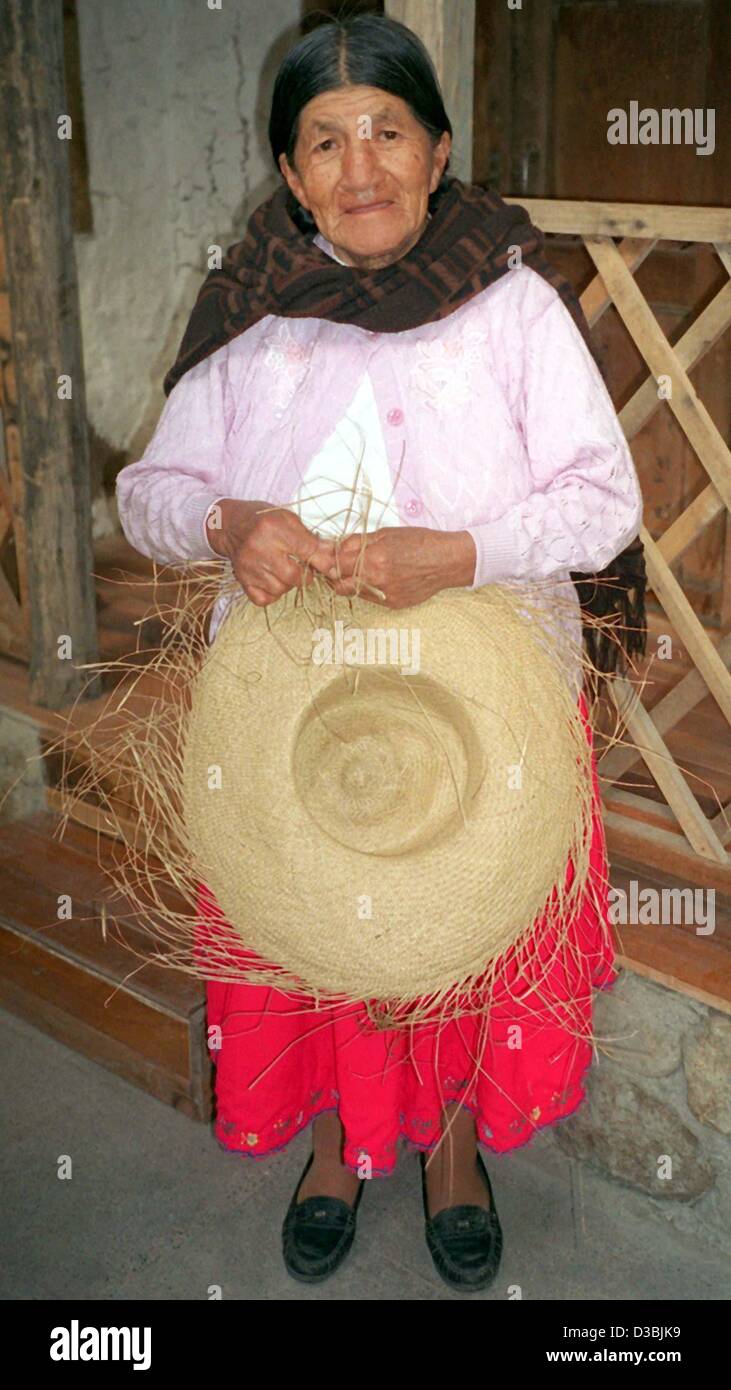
[
  {"left": 261, "top": 321, "right": 314, "bottom": 418},
  {"left": 408, "top": 320, "right": 485, "bottom": 411}
]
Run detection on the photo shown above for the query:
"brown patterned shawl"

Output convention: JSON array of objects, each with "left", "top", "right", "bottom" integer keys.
[{"left": 165, "top": 176, "right": 647, "bottom": 676}]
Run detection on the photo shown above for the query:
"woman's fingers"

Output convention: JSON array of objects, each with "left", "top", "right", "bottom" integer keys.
[
  {"left": 245, "top": 585, "right": 277, "bottom": 607},
  {"left": 238, "top": 543, "right": 310, "bottom": 596},
  {"left": 325, "top": 573, "right": 388, "bottom": 603},
  {"left": 256, "top": 513, "right": 336, "bottom": 585},
  {"left": 326, "top": 532, "right": 371, "bottom": 579},
  {"left": 218, "top": 505, "right": 340, "bottom": 605},
  {"left": 305, "top": 539, "right": 338, "bottom": 574}
]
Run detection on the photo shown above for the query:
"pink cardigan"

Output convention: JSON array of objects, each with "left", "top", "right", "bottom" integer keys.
[{"left": 116, "top": 255, "right": 643, "bottom": 647}]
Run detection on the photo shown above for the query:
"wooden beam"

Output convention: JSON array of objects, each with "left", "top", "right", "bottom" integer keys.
[
  {"left": 608, "top": 675, "right": 728, "bottom": 863},
  {"left": 509, "top": 0, "right": 552, "bottom": 196},
  {"left": 603, "top": 787, "right": 682, "bottom": 834},
  {"left": 611, "top": 920, "right": 731, "bottom": 1017},
  {"left": 580, "top": 237, "right": 658, "bottom": 327},
  {"left": 0, "top": 0, "right": 99, "bottom": 708},
  {"left": 0, "top": 335, "right": 31, "bottom": 658},
  {"left": 46, "top": 785, "right": 143, "bottom": 851},
  {"left": 601, "top": 631, "right": 731, "bottom": 783},
  {"left": 640, "top": 526, "right": 731, "bottom": 729},
  {"left": 584, "top": 237, "right": 731, "bottom": 515},
  {"left": 659, "top": 487, "right": 726, "bottom": 568},
  {"left": 619, "top": 279, "right": 731, "bottom": 449},
  {"left": 614, "top": 278, "right": 731, "bottom": 567},
  {"left": 605, "top": 807, "right": 731, "bottom": 902},
  {"left": 385, "top": 0, "right": 475, "bottom": 182},
  {"left": 505, "top": 198, "right": 731, "bottom": 242},
  {"left": 711, "top": 801, "right": 731, "bottom": 847}
]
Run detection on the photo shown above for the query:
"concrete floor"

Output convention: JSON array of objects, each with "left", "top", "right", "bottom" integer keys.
[{"left": 1, "top": 1007, "right": 727, "bottom": 1301}]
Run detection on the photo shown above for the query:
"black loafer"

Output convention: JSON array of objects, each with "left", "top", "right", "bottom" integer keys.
[
  {"left": 282, "top": 1152, "right": 366, "bottom": 1283},
  {"left": 420, "top": 1149, "right": 503, "bottom": 1292}
]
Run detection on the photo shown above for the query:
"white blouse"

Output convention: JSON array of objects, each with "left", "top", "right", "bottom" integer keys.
[{"left": 292, "top": 233, "right": 402, "bottom": 537}]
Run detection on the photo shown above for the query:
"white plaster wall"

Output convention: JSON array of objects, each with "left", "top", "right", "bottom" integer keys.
[{"left": 74, "top": 0, "right": 302, "bottom": 456}]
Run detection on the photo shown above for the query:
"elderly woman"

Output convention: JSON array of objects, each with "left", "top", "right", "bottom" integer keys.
[{"left": 116, "top": 13, "right": 644, "bottom": 1292}]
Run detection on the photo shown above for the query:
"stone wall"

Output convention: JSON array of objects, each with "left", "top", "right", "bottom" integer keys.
[
  {"left": 550, "top": 969, "right": 731, "bottom": 1256},
  {"left": 0, "top": 708, "right": 47, "bottom": 823},
  {"left": 73, "top": 0, "right": 302, "bottom": 471}
]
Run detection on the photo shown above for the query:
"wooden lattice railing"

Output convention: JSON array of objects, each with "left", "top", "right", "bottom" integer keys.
[{"left": 507, "top": 199, "right": 731, "bottom": 880}]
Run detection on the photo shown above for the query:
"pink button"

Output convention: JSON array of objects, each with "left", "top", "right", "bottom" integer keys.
[
  {"left": 386, "top": 407, "right": 404, "bottom": 427},
  {"left": 405, "top": 497, "right": 422, "bottom": 517}
]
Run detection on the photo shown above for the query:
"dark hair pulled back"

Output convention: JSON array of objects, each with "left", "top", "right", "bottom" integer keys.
[{"left": 268, "top": 12, "right": 452, "bottom": 233}]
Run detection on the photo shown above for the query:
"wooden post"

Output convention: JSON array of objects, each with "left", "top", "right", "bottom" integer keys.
[
  {"left": 385, "top": 0, "right": 475, "bottom": 183},
  {"left": 0, "top": 0, "right": 100, "bottom": 708},
  {"left": 509, "top": 0, "right": 553, "bottom": 195}
]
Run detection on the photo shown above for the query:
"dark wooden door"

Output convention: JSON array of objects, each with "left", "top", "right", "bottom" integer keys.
[{"left": 474, "top": 0, "right": 731, "bottom": 627}]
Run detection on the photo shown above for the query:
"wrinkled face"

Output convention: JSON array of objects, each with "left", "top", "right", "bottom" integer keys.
[{"left": 278, "top": 84, "right": 451, "bottom": 270}]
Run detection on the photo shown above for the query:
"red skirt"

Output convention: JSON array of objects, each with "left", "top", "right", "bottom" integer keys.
[{"left": 199, "top": 690, "right": 617, "bottom": 1176}]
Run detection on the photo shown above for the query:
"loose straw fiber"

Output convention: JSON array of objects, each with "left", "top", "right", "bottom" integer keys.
[{"left": 182, "top": 579, "right": 596, "bottom": 1005}]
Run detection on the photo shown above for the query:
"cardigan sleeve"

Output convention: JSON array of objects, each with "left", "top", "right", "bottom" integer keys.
[
  {"left": 115, "top": 352, "right": 234, "bottom": 565},
  {"left": 464, "top": 287, "right": 644, "bottom": 588}
]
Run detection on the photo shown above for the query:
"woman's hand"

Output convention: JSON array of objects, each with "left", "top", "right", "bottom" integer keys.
[
  {"left": 206, "top": 499, "right": 336, "bottom": 607},
  {"left": 323, "top": 527, "right": 477, "bottom": 609}
]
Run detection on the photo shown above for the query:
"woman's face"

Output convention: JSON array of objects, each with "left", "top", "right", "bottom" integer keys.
[{"left": 279, "top": 84, "right": 451, "bottom": 270}]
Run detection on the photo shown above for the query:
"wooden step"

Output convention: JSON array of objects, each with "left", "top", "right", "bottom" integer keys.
[{"left": 0, "top": 812, "right": 212, "bottom": 1120}]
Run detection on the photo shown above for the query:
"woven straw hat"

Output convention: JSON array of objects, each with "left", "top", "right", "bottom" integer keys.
[{"left": 182, "top": 583, "right": 593, "bottom": 1005}]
